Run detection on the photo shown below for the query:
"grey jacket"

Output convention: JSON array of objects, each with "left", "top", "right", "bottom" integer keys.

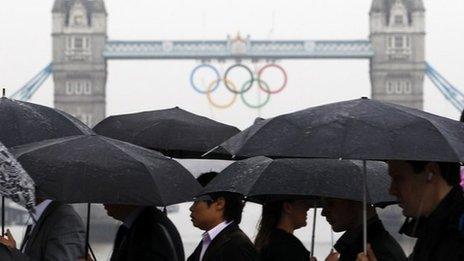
[{"left": 11, "top": 201, "right": 86, "bottom": 261}]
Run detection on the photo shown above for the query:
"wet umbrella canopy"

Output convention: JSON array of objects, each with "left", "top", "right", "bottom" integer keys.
[
  {"left": 0, "top": 97, "right": 93, "bottom": 148},
  {"left": 93, "top": 107, "right": 240, "bottom": 158},
  {"left": 11, "top": 135, "right": 202, "bottom": 206},
  {"left": 214, "top": 98, "right": 464, "bottom": 162},
  {"left": 199, "top": 156, "right": 395, "bottom": 206}
]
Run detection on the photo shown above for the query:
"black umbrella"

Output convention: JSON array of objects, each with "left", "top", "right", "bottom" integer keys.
[
  {"left": 207, "top": 97, "right": 464, "bottom": 253},
  {"left": 11, "top": 134, "right": 201, "bottom": 206},
  {"left": 0, "top": 96, "right": 94, "bottom": 249},
  {"left": 11, "top": 134, "right": 201, "bottom": 260},
  {"left": 199, "top": 156, "right": 395, "bottom": 206},
  {"left": 0, "top": 96, "right": 93, "bottom": 148},
  {"left": 93, "top": 107, "right": 240, "bottom": 158},
  {"left": 212, "top": 97, "right": 464, "bottom": 162},
  {"left": 199, "top": 156, "right": 395, "bottom": 256}
]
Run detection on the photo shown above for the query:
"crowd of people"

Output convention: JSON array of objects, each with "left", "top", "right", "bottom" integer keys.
[{"left": 0, "top": 159, "right": 462, "bottom": 261}]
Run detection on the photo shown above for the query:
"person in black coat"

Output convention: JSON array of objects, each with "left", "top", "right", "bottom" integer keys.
[
  {"left": 398, "top": 186, "right": 464, "bottom": 261},
  {"left": 187, "top": 172, "right": 258, "bottom": 261},
  {"left": 322, "top": 198, "right": 406, "bottom": 261},
  {"left": 104, "top": 204, "right": 184, "bottom": 261},
  {"left": 0, "top": 244, "right": 13, "bottom": 261},
  {"left": 357, "top": 161, "right": 464, "bottom": 261},
  {"left": 255, "top": 199, "right": 314, "bottom": 261}
]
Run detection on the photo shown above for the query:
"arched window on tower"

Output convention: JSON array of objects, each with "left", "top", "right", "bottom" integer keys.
[{"left": 389, "top": 0, "right": 409, "bottom": 27}]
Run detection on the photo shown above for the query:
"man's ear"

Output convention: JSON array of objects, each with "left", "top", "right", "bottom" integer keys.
[
  {"left": 282, "top": 202, "right": 293, "bottom": 214},
  {"left": 424, "top": 162, "right": 440, "bottom": 183},
  {"left": 214, "top": 197, "right": 226, "bottom": 211}
]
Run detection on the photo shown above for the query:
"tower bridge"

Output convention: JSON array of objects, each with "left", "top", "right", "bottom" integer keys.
[{"left": 11, "top": 0, "right": 464, "bottom": 127}]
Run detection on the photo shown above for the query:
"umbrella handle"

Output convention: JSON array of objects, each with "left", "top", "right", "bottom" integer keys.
[
  {"left": 363, "top": 160, "right": 367, "bottom": 254},
  {"left": 1, "top": 196, "right": 4, "bottom": 236},
  {"left": 85, "top": 203, "right": 91, "bottom": 259},
  {"left": 310, "top": 206, "right": 317, "bottom": 257},
  {"left": 88, "top": 243, "right": 97, "bottom": 261}
]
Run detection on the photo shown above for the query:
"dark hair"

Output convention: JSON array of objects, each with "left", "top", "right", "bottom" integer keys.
[
  {"left": 197, "top": 172, "right": 245, "bottom": 224},
  {"left": 196, "top": 171, "right": 218, "bottom": 187},
  {"left": 207, "top": 192, "right": 245, "bottom": 224},
  {"left": 406, "top": 161, "right": 461, "bottom": 186},
  {"left": 254, "top": 200, "right": 291, "bottom": 252}
]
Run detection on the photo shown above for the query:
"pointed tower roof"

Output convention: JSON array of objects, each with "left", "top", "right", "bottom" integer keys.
[
  {"left": 370, "top": 0, "right": 425, "bottom": 13},
  {"left": 370, "top": 0, "right": 387, "bottom": 13},
  {"left": 52, "top": 0, "right": 106, "bottom": 14},
  {"left": 409, "top": 0, "right": 425, "bottom": 11}
]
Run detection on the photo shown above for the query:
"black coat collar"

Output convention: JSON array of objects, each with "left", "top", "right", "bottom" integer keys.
[
  {"left": 202, "top": 222, "right": 239, "bottom": 261},
  {"left": 399, "top": 186, "right": 464, "bottom": 238},
  {"left": 334, "top": 216, "right": 384, "bottom": 255}
]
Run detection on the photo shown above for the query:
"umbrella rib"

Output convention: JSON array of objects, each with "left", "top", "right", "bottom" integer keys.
[
  {"left": 53, "top": 109, "right": 94, "bottom": 135},
  {"left": 11, "top": 135, "right": 83, "bottom": 157},
  {"left": 245, "top": 160, "right": 275, "bottom": 196},
  {"left": 223, "top": 118, "right": 273, "bottom": 155}
]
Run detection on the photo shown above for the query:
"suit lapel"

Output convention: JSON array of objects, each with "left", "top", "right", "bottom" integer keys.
[
  {"left": 111, "top": 207, "right": 147, "bottom": 260},
  {"left": 202, "top": 223, "right": 237, "bottom": 261},
  {"left": 24, "top": 201, "right": 61, "bottom": 253},
  {"left": 188, "top": 241, "right": 202, "bottom": 261}
]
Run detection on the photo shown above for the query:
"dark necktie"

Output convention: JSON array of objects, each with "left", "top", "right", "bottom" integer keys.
[{"left": 20, "top": 224, "right": 33, "bottom": 252}]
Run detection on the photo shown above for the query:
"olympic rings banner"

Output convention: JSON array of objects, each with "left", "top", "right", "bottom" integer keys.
[{"left": 189, "top": 63, "right": 288, "bottom": 109}]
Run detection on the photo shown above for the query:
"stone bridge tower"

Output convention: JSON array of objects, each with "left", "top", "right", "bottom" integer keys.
[
  {"left": 370, "top": 0, "right": 426, "bottom": 109},
  {"left": 52, "top": 0, "right": 107, "bottom": 127}
]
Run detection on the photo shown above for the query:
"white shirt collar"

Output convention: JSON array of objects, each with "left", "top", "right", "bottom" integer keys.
[
  {"left": 123, "top": 207, "right": 145, "bottom": 229},
  {"left": 203, "top": 220, "right": 233, "bottom": 242},
  {"left": 31, "top": 199, "right": 52, "bottom": 223},
  {"left": 199, "top": 221, "right": 233, "bottom": 260}
]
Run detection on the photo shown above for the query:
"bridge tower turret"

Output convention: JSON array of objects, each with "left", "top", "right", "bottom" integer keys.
[
  {"left": 52, "top": 0, "right": 107, "bottom": 126},
  {"left": 369, "top": 0, "right": 425, "bottom": 109}
]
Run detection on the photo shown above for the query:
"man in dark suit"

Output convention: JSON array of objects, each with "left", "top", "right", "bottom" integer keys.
[
  {"left": 322, "top": 198, "right": 406, "bottom": 261},
  {"left": 104, "top": 204, "right": 184, "bottom": 261},
  {"left": 358, "top": 161, "right": 464, "bottom": 261},
  {"left": 0, "top": 198, "right": 86, "bottom": 260},
  {"left": 187, "top": 172, "right": 258, "bottom": 261}
]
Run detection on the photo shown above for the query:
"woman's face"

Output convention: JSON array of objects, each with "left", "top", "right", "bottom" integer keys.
[{"left": 286, "top": 200, "right": 312, "bottom": 230}]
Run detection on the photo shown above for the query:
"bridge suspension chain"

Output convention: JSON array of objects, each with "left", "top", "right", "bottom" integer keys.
[
  {"left": 426, "top": 63, "right": 464, "bottom": 112},
  {"left": 10, "top": 63, "right": 52, "bottom": 101}
]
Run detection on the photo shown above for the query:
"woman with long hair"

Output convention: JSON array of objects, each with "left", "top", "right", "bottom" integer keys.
[{"left": 255, "top": 199, "right": 315, "bottom": 261}]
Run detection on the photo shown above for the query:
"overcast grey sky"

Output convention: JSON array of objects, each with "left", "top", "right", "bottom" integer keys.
[
  {"left": 1, "top": 0, "right": 463, "bottom": 129},
  {"left": 2, "top": 2, "right": 463, "bottom": 258}
]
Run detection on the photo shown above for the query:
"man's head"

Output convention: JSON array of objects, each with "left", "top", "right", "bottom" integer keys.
[
  {"left": 387, "top": 160, "right": 460, "bottom": 217},
  {"left": 321, "top": 198, "right": 375, "bottom": 233},
  {"left": 103, "top": 204, "right": 139, "bottom": 222},
  {"left": 189, "top": 172, "right": 245, "bottom": 231}
]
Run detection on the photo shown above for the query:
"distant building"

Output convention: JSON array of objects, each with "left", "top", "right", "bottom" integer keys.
[
  {"left": 370, "top": 0, "right": 426, "bottom": 109},
  {"left": 52, "top": 0, "right": 107, "bottom": 127}
]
